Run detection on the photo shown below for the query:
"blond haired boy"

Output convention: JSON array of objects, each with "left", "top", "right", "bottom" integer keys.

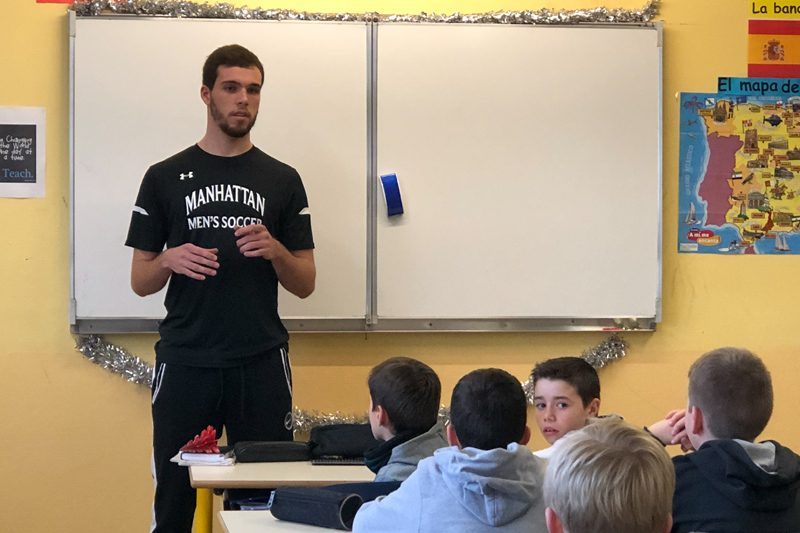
[{"left": 544, "top": 418, "right": 674, "bottom": 533}]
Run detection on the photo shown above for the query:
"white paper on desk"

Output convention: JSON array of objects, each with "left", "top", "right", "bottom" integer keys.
[{"left": 170, "top": 452, "right": 235, "bottom": 467}]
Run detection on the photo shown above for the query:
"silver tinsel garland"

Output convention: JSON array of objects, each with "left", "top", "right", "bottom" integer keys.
[
  {"left": 292, "top": 407, "right": 367, "bottom": 431},
  {"left": 76, "top": 334, "right": 154, "bottom": 387},
  {"left": 72, "top": 0, "right": 658, "bottom": 24},
  {"left": 521, "top": 333, "right": 627, "bottom": 404},
  {"left": 77, "top": 333, "right": 625, "bottom": 431},
  {"left": 293, "top": 406, "right": 452, "bottom": 434}
]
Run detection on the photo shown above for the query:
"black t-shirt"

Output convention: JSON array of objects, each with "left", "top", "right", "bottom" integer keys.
[{"left": 125, "top": 145, "right": 314, "bottom": 367}]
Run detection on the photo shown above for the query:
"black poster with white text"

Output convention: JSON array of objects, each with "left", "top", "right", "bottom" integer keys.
[{"left": 0, "top": 124, "right": 37, "bottom": 183}]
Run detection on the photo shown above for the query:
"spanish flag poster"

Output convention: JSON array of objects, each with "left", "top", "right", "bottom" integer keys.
[{"left": 749, "top": 20, "right": 800, "bottom": 77}]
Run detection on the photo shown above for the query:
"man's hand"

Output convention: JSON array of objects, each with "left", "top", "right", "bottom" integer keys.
[
  {"left": 234, "top": 224, "right": 286, "bottom": 261},
  {"left": 131, "top": 245, "right": 218, "bottom": 297},
  {"left": 233, "top": 224, "right": 315, "bottom": 298},
  {"left": 159, "top": 243, "right": 219, "bottom": 280}
]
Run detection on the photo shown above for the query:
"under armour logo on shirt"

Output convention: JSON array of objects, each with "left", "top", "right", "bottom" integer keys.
[{"left": 179, "top": 171, "right": 194, "bottom": 180}]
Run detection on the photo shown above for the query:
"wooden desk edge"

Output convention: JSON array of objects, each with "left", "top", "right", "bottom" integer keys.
[
  {"left": 192, "top": 477, "right": 366, "bottom": 489},
  {"left": 189, "top": 463, "right": 374, "bottom": 489}
]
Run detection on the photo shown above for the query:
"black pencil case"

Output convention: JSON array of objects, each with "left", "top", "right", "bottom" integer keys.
[
  {"left": 233, "top": 441, "right": 311, "bottom": 463},
  {"left": 270, "top": 486, "right": 363, "bottom": 530},
  {"left": 309, "top": 424, "right": 380, "bottom": 459}
]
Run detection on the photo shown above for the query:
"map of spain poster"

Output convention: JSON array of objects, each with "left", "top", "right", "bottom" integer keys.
[{"left": 679, "top": 91, "right": 800, "bottom": 254}]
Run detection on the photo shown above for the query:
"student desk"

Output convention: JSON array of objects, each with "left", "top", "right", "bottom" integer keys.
[
  {"left": 219, "top": 511, "right": 329, "bottom": 532},
  {"left": 190, "top": 462, "right": 374, "bottom": 533}
]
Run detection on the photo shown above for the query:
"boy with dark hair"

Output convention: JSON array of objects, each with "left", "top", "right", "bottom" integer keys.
[
  {"left": 353, "top": 368, "right": 547, "bottom": 533},
  {"left": 531, "top": 357, "right": 601, "bottom": 457},
  {"left": 364, "top": 357, "right": 448, "bottom": 482},
  {"left": 671, "top": 347, "right": 800, "bottom": 532},
  {"left": 449, "top": 367, "right": 529, "bottom": 450},
  {"left": 533, "top": 357, "right": 691, "bottom": 455}
]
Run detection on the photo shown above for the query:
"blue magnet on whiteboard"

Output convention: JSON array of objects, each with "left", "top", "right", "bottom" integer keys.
[{"left": 380, "top": 173, "right": 404, "bottom": 217}]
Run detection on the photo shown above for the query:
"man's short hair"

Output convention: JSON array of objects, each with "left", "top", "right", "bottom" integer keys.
[
  {"left": 544, "top": 418, "right": 675, "bottom": 533},
  {"left": 202, "top": 44, "right": 265, "bottom": 89},
  {"left": 688, "top": 347, "right": 773, "bottom": 441},
  {"left": 368, "top": 357, "right": 441, "bottom": 434},
  {"left": 531, "top": 357, "right": 600, "bottom": 407},
  {"left": 450, "top": 368, "right": 527, "bottom": 450}
]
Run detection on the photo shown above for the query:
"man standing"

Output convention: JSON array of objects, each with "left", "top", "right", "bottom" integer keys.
[{"left": 126, "top": 44, "right": 315, "bottom": 532}]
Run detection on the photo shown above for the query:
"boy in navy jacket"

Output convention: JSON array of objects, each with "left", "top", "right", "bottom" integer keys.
[{"left": 671, "top": 347, "right": 800, "bottom": 533}]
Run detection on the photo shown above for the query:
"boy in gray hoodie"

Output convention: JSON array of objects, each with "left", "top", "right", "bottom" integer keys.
[
  {"left": 353, "top": 368, "right": 547, "bottom": 533},
  {"left": 364, "top": 357, "right": 448, "bottom": 482}
]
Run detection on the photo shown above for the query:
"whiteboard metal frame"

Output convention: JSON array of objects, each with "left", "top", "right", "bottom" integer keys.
[
  {"left": 366, "top": 22, "right": 379, "bottom": 327},
  {"left": 655, "top": 21, "right": 664, "bottom": 324},
  {"left": 69, "top": 15, "right": 662, "bottom": 334},
  {"left": 69, "top": 13, "right": 77, "bottom": 325},
  {"left": 71, "top": 316, "right": 655, "bottom": 334}
]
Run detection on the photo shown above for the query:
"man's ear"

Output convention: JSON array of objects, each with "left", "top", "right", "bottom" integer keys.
[
  {"left": 545, "top": 507, "right": 564, "bottom": 533},
  {"left": 519, "top": 425, "right": 531, "bottom": 446},
  {"left": 446, "top": 423, "right": 461, "bottom": 447},
  {"left": 200, "top": 85, "right": 211, "bottom": 105},
  {"left": 586, "top": 398, "right": 600, "bottom": 417}
]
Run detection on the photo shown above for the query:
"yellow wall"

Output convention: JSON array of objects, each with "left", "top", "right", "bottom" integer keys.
[{"left": 2, "top": 0, "right": 798, "bottom": 532}]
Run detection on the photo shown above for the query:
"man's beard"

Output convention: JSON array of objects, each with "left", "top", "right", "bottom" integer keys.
[{"left": 210, "top": 99, "right": 257, "bottom": 138}]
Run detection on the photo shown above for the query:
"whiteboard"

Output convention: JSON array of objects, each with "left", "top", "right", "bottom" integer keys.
[
  {"left": 71, "top": 17, "right": 662, "bottom": 332},
  {"left": 71, "top": 17, "right": 368, "bottom": 330},
  {"left": 375, "top": 24, "right": 662, "bottom": 322}
]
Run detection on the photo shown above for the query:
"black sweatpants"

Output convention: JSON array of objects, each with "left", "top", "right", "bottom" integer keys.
[{"left": 150, "top": 346, "right": 293, "bottom": 533}]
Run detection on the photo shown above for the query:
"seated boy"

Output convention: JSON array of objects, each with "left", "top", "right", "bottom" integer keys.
[
  {"left": 671, "top": 347, "right": 800, "bottom": 533},
  {"left": 530, "top": 357, "right": 601, "bottom": 457},
  {"left": 364, "top": 357, "right": 448, "bottom": 482},
  {"left": 353, "top": 368, "right": 547, "bottom": 533},
  {"left": 544, "top": 418, "right": 675, "bottom": 533},
  {"left": 533, "top": 357, "right": 689, "bottom": 455}
]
